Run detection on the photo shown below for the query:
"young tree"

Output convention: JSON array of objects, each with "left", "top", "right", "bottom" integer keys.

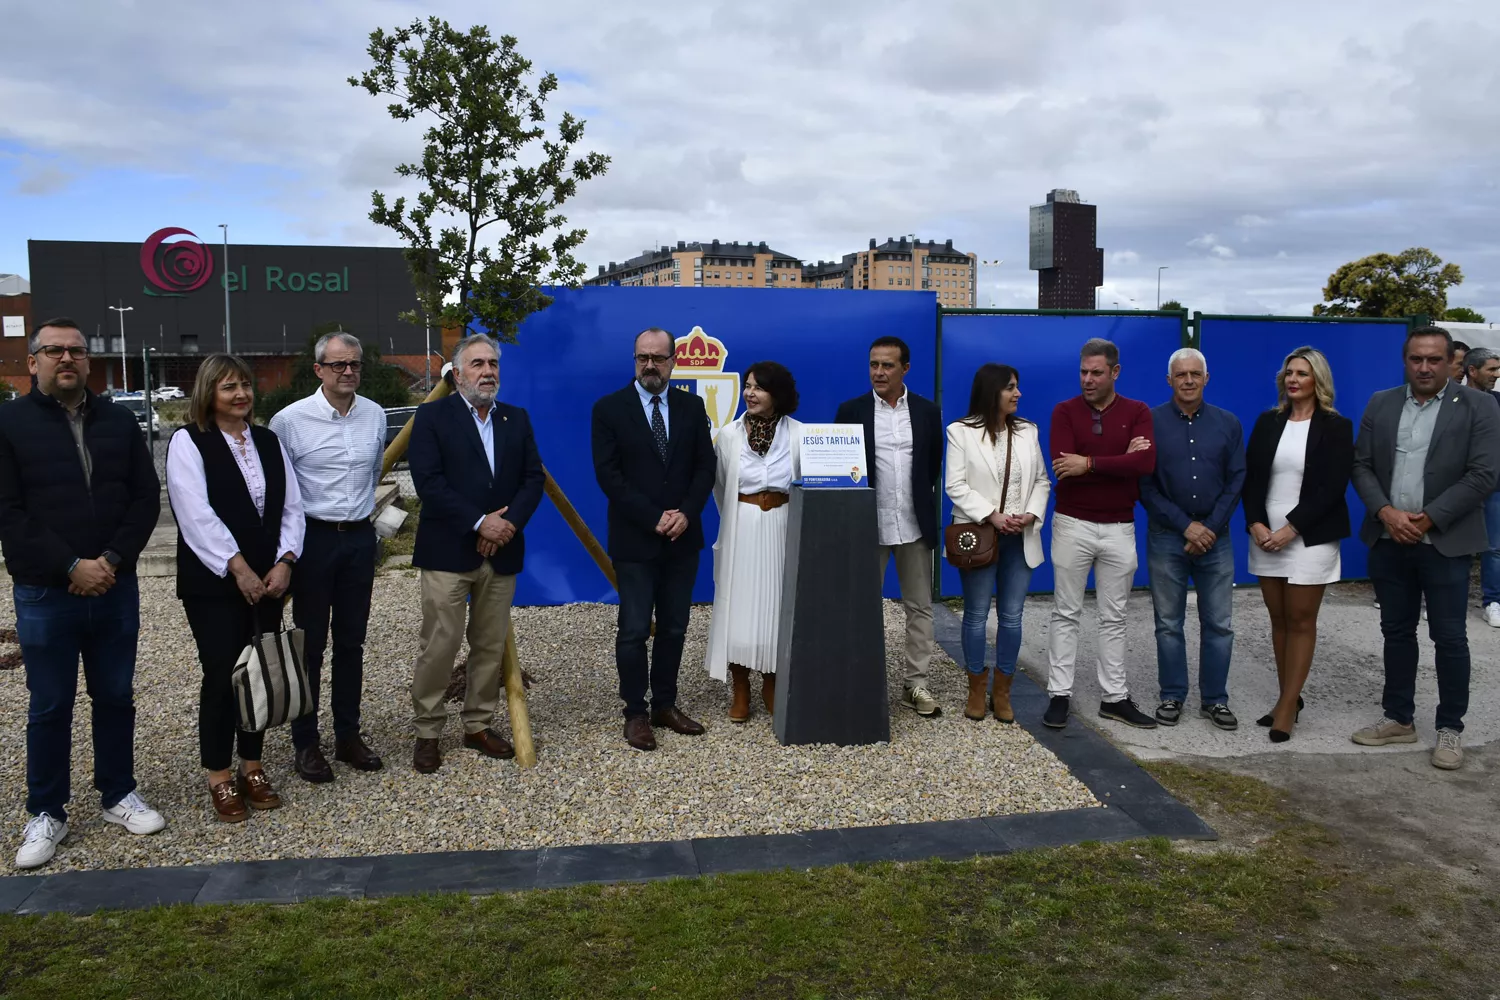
[
  {"left": 1445, "top": 306, "right": 1487, "bottom": 324},
  {"left": 350, "top": 18, "right": 610, "bottom": 342},
  {"left": 1159, "top": 299, "right": 1186, "bottom": 313},
  {"left": 1313, "top": 247, "right": 1463, "bottom": 319}
]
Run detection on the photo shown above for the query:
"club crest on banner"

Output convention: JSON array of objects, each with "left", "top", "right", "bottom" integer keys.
[{"left": 671, "top": 326, "right": 740, "bottom": 439}]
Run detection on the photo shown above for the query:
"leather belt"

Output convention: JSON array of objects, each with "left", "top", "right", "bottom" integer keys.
[
  {"left": 307, "top": 517, "right": 372, "bottom": 532},
  {"left": 738, "top": 491, "right": 789, "bottom": 511}
]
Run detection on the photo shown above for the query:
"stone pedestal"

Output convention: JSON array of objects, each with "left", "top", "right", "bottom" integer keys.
[{"left": 773, "top": 487, "right": 890, "bottom": 746}]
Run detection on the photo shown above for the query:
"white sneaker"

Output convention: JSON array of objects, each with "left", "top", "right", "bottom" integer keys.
[
  {"left": 15, "top": 813, "right": 68, "bottom": 870},
  {"left": 102, "top": 791, "right": 166, "bottom": 835},
  {"left": 1432, "top": 729, "right": 1464, "bottom": 770},
  {"left": 1485, "top": 603, "right": 1500, "bottom": 628}
]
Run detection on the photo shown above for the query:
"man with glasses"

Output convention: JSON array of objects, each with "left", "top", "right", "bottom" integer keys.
[
  {"left": 592, "top": 328, "right": 716, "bottom": 750},
  {"left": 0, "top": 317, "right": 164, "bottom": 868},
  {"left": 268, "top": 332, "right": 386, "bottom": 782},
  {"left": 1045, "top": 337, "right": 1157, "bottom": 730}
]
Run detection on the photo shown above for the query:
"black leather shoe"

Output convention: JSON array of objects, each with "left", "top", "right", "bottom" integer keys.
[
  {"left": 1042, "top": 695, "right": 1070, "bottom": 729},
  {"left": 334, "top": 735, "right": 384, "bottom": 771},
  {"left": 294, "top": 744, "right": 335, "bottom": 783}
]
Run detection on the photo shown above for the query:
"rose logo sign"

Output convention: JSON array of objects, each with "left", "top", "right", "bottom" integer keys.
[{"left": 140, "top": 227, "right": 215, "bottom": 296}]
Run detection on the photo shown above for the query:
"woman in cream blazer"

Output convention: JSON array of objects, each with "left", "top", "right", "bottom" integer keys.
[{"left": 945, "top": 363, "right": 1051, "bottom": 723}]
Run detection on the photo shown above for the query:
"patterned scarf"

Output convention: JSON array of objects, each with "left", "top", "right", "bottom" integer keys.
[{"left": 745, "top": 414, "right": 777, "bottom": 456}]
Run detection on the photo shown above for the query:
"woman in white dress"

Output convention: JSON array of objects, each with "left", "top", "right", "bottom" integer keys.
[
  {"left": 704, "top": 362, "right": 801, "bottom": 721},
  {"left": 1242, "top": 346, "right": 1353, "bottom": 742}
]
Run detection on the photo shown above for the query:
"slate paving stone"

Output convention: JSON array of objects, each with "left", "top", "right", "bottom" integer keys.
[
  {"left": 195, "top": 857, "right": 374, "bottom": 905},
  {"left": 986, "top": 806, "right": 1149, "bottom": 851},
  {"left": 16, "top": 865, "right": 212, "bottom": 915},
  {"left": 835, "top": 817, "right": 1009, "bottom": 863},
  {"left": 1113, "top": 798, "right": 1218, "bottom": 841},
  {"left": 0, "top": 875, "right": 43, "bottom": 913},
  {"left": 364, "top": 849, "right": 541, "bottom": 898},
  {"left": 536, "top": 840, "right": 699, "bottom": 888},
  {"left": 693, "top": 828, "right": 851, "bottom": 875}
]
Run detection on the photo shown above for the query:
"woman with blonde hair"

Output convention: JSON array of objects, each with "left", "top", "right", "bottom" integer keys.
[
  {"left": 705, "top": 361, "right": 801, "bottom": 721},
  {"left": 166, "top": 354, "right": 303, "bottom": 821},
  {"left": 1242, "top": 346, "right": 1352, "bottom": 742},
  {"left": 945, "top": 363, "right": 1051, "bottom": 722}
]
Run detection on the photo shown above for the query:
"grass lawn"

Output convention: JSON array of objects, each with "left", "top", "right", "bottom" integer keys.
[{"left": 0, "top": 763, "right": 1493, "bottom": 999}]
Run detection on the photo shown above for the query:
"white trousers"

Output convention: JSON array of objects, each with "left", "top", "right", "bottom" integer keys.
[{"left": 1047, "top": 513, "right": 1137, "bottom": 702}]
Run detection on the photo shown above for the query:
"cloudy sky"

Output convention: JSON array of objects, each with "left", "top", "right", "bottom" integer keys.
[{"left": 3, "top": 0, "right": 1498, "bottom": 318}]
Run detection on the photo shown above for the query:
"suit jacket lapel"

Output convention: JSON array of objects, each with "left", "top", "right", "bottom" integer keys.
[
  {"left": 861, "top": 395, "right": 878, "bottom": 491},
  {"left": 979, "top": 423, "right": 1002, "bottom": 485},
  {"left": 1305, "top": 408, "right": 1326, "bottom": 463},
  {"left": 1427, "top": 384, "right": 1461, "bottom": 471},
  {"left": 454, "top": 396, "right": 491, "bottom": 473}
]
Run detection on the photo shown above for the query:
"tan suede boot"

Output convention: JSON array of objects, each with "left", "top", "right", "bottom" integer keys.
[
  {"left": 991, "top": 672, "right": 1015, "bottom": 724},
  {"left": 762, "top": 672, "right": 776, "bottom": 715},
  {"left": 728, "top": 664, "right": 751, "bottom": 722},
  {"left": 965, "top": 669, "right": 989, "bottom": 721}
]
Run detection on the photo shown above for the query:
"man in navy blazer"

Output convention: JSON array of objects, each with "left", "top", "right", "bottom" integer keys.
[
  {"left": 407, "top": 335, "right": 544, "bottom": 774},
  {"left": 592, "top": 327, "right": 716, "bottom": 751},
  {"left": 834, "top": 336, "right": 945, "bottom": 717}
]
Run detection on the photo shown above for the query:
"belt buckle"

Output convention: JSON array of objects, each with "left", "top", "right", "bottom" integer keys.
[
  {"left": 336, "top": 521, "right": 349, "bottom": 532},
  {"left": 760, "top": 493, "right": 773, "bottom": 511}
]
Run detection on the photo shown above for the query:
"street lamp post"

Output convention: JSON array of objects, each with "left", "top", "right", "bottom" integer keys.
[
  {"left": 219, "top": 224, "right": 232, "bottom": 353},
  {"left": 108, "top": 302, "right": 133, "bottom": 393},
  {"left": 1157, "top": 265, "right": 1169, "bottom": 309},
  {"left": 979, "top": 259, "right": 1004, "bottom": 307}
]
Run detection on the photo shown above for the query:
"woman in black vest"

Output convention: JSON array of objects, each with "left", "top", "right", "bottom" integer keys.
[{"left": 165, "top": 354, "right": 304, "bottom": 822}]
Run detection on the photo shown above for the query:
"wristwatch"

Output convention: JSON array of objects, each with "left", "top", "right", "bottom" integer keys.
[
  {"left": 102, "top": 550, "right": 123, "bottom": 569},
  {"left": 277, "top": 554, "right": 297, "bottom": 567}
]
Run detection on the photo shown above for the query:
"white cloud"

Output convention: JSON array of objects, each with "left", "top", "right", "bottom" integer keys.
[{"left": 1110, "top": 250, "right": 1141, "bottom": 265}]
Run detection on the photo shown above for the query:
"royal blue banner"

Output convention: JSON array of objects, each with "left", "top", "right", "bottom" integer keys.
[
  {"left": 1197, "top": 316, "right": 1410, "bottom": 584},
  {"left": 493, "top": 287, "right": 938, "bottom": 605},
  {"left": 936, "top": 312, "right": 1187, "bottom": 597}
]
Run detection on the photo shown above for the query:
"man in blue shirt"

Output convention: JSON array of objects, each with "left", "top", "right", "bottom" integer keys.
[{"left": 1140, "top": 347, "right": 1246, "bottom": 730}]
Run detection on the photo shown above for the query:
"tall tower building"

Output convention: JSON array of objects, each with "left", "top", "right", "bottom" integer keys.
[{"left": 1029, "top": 189, "right": 1103, "bottom": 309}]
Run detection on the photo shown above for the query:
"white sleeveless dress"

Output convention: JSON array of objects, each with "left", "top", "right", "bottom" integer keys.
[{"left": 1247, "top": 418, "right": 1341, "bottom": 585}]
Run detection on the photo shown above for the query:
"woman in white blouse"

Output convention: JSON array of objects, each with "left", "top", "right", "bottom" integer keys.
[
  {"left": 704, "top": 362, "right": 802, "bottom": 721},
  {"left": 945, "top": 363, "right": 1051, "bottom": 723},
  {"left": 165, "top": 355, "right": 304, "bottom": 823}
]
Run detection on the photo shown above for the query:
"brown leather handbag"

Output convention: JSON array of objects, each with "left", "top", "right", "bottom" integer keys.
[{"left": 944, "top": 423, "right": 1013, "bottom": 571}]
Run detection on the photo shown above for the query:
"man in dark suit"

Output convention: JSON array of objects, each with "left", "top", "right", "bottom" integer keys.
[
  {"left": 834, "top": 335, "right": 945, "bottom": 717},
  {"left": 407, "top": 335, "right": 544, "bottom": 773},
  {"left": 1351, "top": 326, "right": 1500, "bottom": 770},
  {"left": 592, "top": 328, "right": 716, "bottom": 751},
  {"left": 1460, "top": 348, "right": 1500, "bottom": 627}
]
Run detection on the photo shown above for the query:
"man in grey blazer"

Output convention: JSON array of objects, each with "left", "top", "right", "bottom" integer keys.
[{"left": 1350, "top": 326, "right": 1500, "bottom": 770}]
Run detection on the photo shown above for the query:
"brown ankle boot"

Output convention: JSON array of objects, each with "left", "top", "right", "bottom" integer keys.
[
  {"left": 965, "top": 670, "right": 989, "bottom": 720},
  {"left": 991, "top": 671, "right": 1015, "bottom": 723},
  {"left": 728, "top": 665, "right": 751, "bottom": 722},
  {"left": 762, "top": 672, "right": 776, "bottom": 715}
]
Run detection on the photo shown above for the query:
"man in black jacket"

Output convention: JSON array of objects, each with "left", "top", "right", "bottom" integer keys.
[
  {"left": 0, "top": 317, "right": 163, "bottom": 869},
  {"left": 592, "top": 328, "right": 716, "bottom": 751},
  {"left": 407, "top": 335, "right": 545, "bottom": 774},
  {"left": 834, "top": 336, "right": 944, "bottom": 717}
]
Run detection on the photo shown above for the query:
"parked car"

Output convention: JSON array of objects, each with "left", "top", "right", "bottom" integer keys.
[
  {"left": 112, "top": 395, "right": 160, "bottom": 434},
  {"left": 151, "top": 386, "right": 186, "bottom": 401},
  {"left": 383, "top": 406, "right": 418, "bottom": 449}
]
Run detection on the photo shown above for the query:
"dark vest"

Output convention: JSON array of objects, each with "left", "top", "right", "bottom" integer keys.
[{"left": 173, "top": 424, "right": 287, "bottom": 599}]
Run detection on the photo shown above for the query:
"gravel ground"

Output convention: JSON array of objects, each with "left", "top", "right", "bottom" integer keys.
[{"left": 0, "top": 574, "right": 1096, "bottom": 873}]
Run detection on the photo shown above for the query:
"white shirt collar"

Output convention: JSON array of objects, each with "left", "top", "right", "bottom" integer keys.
[
  {"left": 463, "top": 394, "right": 494, "bottom": 425},
  {"left": 873, "top": 387, "right": 909, "bottom": 410},
  {"left": 635, "top": 379, "right": 668, "bottom": 405},
  {"left": 316, "top": 385, "right": 361, "bottom": 418}
]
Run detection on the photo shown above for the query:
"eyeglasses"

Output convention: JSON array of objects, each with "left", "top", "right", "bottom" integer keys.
[
  {"left": 33, "top": 345, "right": 89, "bottom": 360},
  {"left": 318, "top": 361, "right": 362, "bottom": 373},
  {"left": 1090, "top": 408, "right": 1104, "bottom": 435},
  {"left": 635, "top": 353, "right": 672, "bottom": 365}
]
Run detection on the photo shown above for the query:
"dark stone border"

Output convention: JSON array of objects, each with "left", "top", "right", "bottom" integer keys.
[{"left": 0, "top": 606, "right": 1211, "bottom": 915}]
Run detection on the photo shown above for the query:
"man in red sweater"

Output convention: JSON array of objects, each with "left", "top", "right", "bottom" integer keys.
[{"left": 1044, "top": 338, "right": 1158, "bottom": 730}]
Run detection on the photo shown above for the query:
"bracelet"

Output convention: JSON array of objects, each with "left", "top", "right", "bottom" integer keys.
[
  {"left": 277, "top": 555, "right": 296, "bottom": 567},
  {"left": 67, "top": 558, "right": 80, "bottom": 576}
]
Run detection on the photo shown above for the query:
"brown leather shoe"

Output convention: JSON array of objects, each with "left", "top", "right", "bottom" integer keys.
[
  {"left": 624, "top": 715, "right": 657, "bottom": 751},
  {"left": 237, "top": 769, "right": 282, "bottom": 811},
  {"left": 209, "top": 779, "right": 248, "bottom": 824},
  {"left": 728, "top": 664, "right": 752, "bottom": 723},
  {"left": 991, "top": 672, "right": 1015, "bottom": 724},
  {"left": 965, "top": 669, "right": 989, "bottom": 721},
  {"left": 413, "top": 737, "right": 442, "bottom": 774},
  {"left": 463, "top": 728, "right": 516, "bottom": 760},
  {"left": 294, "top": 744, "right": 335, "bottom": 783},
  {"left": 762, "top": 672, "right": 776, "bottom": 715},
  {"left": 334, "top": 735, "right": 385, "bottom": 772},
  {"left": 651, "top": 705, "right": 706, "bottom": 736}
]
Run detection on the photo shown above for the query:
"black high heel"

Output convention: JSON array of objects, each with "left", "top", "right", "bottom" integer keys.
[
  {"left": 1269, "top": 727, "right": 1291, "bottom": 743},
  {"left": 1255, "top": 696, "right": 1303, "bottom": 728}
]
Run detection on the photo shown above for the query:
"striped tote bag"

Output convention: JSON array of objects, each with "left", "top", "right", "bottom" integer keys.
[{"left": 232, "top": 620, "right": 314, "bottom": 732}]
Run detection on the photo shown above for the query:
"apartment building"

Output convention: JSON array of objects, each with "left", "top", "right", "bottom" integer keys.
[
  {"left": 827, "top": 237, "right": 976, "bottom": 306},
  {"left": 586, "top": 240, "right": 804, "bottom": 288}
]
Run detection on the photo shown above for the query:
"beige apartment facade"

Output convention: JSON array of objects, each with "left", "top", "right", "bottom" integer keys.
[{"left": 586, "top": 240, "right": 803, "bottom": 289}]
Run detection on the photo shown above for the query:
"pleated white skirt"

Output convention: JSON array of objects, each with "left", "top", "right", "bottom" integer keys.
[{"left": 720, "top": 502, "right": 790, "bottom": 675}]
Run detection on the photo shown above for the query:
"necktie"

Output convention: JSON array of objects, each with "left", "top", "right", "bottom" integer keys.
[{"left": 650, "top": 395, "right": 668, "bottom": 460}]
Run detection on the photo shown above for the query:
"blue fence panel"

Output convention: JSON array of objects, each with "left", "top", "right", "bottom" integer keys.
[
  {"left": 937, "top": 312, "right": 1186, "bottom": 597},
  {"left": 1198, "top": 317, "right": 1410, "bottom": 585},
  {"left": 493, "top": 286, "right": 939, "bottom": 605}
]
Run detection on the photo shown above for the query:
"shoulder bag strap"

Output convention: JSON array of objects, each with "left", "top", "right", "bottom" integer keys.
[{"left": 998, "top": 423, "right": 1014, "bottom": 514}]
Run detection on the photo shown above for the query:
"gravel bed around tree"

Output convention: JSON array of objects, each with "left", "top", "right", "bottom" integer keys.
[{"left": 0, "top": 574, "right": 1097, "bottom": 873}]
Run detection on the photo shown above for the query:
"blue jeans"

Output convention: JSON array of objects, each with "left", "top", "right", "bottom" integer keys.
[
  {"left": 1481, "top": 492, "right": 1500, "bottom": 606},
  {"left": 14, "top": 575, "right": 141, "bottom": 823},
  {"left": 958, "top": 534, "right": 1033, "bottom": 676},
  {"left": 1147, "top": 527, "right": 1234, "bottom": 706},
  {"left": 1369, "top": 539, "right": 1470, "bottom": 733}
]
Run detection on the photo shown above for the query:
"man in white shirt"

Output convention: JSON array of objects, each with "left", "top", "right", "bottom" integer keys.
[
  {"left": 836, "top": 336, "right": 945, "bottom": 716},
  {"left": 268, "top": 332, "right": 387, "bottom": 782}
]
